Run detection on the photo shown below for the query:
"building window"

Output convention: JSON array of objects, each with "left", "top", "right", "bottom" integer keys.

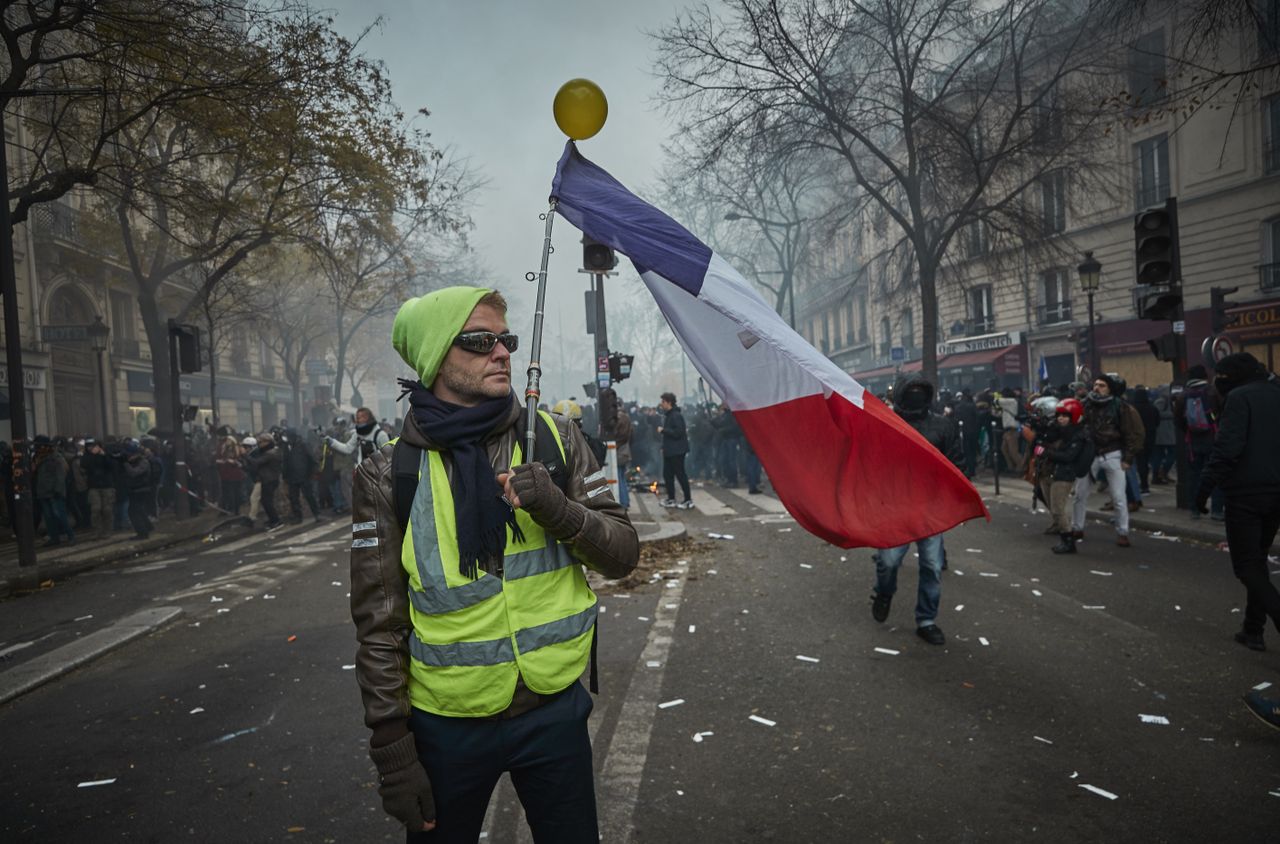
[
  {"left": 1128, "top": 29, "right": 1167, "bottom": 108},
  {"left": 1040, "top": 169, "right": 1066, "bottom": 235},
  {"left": 879, "top": 317, "right": 891, "bottom": 358},
  {"left": 258, "top": 340, "right": 275, "bottom": 379},
  {"left": 901, "top": 308, "right": 914, "bottom": 349},
  {"left": 1264, "top": 94, "right": 1280, "bottom": 174},
  {"left": 845, "top": 302, "right": 855, "bottom": 346},
  {"left": 1033, "top": 84, "right": 1063, "bottom": 143},
  {"left": 1039, "top": 268, "right": 1072, "bottom": 324},
  {"left": 821, "top": 312, "right": 830, "bottom": 354},
  {"left": 964, "top": 219, "right": 989, "bottom": 258},
  {"left": 1261, "top": 0, "right": 1280, "bottom": 58},
  {"left": 856, "top": 294, "right": 868, "bottom": 341},
  {"left": 1263, "top": 217, "right": 1280, "bottom": 291},
  {"left": 109, "top": 290, "right": 135, "bottom": 339},
  {"left": 230, "top": 326, "right": 250, "bottom": 376},
  {"left": 968, "top": 285, "right": 994, "bottom": 334},
  {"left": 1134, "top": 134, "right": 1171, "bottom": 210}
]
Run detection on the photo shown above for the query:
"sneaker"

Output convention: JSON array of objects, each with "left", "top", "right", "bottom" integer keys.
[
  {"left": 1115, "top": 534, "right": 1131, "bottom": 548},
  {"left": 660, "top": 499, "right": 677, "bottom": 508},
  {"left": 871, "top": 592, "right": 892, "bottom": 623},
  {"left": 1242, "top": 691, "right": 1280, "bottom": 730},
  {"left": 678, "top": 500, "right": 695, "bottom": 510},
  {"left": 1233, "top": 630, "right": 1266, "bottom": 652},
  {"left": 266, "top": 521, "right": 284, "bottom": 532},
  {"left": 747, "top": 487, "right": 761, "bottom": 494},
  {"left": 916, "top": 624, "right": 946, "bottom": 645}
]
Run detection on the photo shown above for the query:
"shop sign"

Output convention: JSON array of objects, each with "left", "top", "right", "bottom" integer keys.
[
  {"left": 938, "top": 331, "right": 1021, "bottom": 356},
  {"left": 0, "top": 367, "right": 46, "bottom": 389},
  {"left": 1229, "top": 300, "right": 1280, "bottom": 341}
]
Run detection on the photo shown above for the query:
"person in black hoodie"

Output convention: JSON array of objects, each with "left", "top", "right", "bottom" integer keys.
[
  {"left": 247, "top": 433, "right": 284, "bottom": 531},
  {"left": 81, "top": 439, "right": 117, "bottom": 537},
  {"left": 1195, "top": 353, "right": 1280, "bottom": 655},
  {"left": 123, "top": 442, "right": 153, "bottom": 539},
  {"left": 1045, "top": 398, "right": 1093, "bottom": 554},
  {"left": 281, "top": 429, "right": 322, "bottom": 524},
  {"left": 870, "top": 376, "right": 963, "bottom": 646},
  {"left": 657, "top": 392, "right": 692, "bottom": 509}
]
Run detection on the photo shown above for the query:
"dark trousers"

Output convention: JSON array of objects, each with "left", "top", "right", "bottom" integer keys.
[
  {"left": 128, "top": 490, "right": 152, "bottom": 538},
  {"left": 1137, "top": 449, "right": 1152, "bottom": 491},
  {"left": 39, "top": 496, "right": 74, "bottom": 543},
  {"left": 1223, "top": 491, "right": 1280, "bottom": 636},
  {"left": 663, "top": 454, "right": 691, "bottom": 503},
  {"left": 260, "top": 480, "right": 280, "bottom": 525},
  {"left": 744, "top": 449, "right": 761, "bottom": 491},
  {"left": 407, "top": 682, "right": 597, "bottom": 844},
  {"left": 287, "top": 480, "right": 320, "bottom": 520},
  {"left": 1187, "top": 451, "right": 1225, "bottom": 516},
  {"left": 961, "top": 435, "right": 978, "bottom": 477}
]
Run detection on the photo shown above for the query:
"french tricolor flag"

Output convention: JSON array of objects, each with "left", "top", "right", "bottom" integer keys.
[{"left": 550, "top": 142, "right": 988, "bottom": 548}]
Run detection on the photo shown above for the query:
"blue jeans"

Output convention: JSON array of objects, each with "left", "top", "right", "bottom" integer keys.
[
  {"left": 874, "top": 533, "right": 944, "bottom": 626},
  {"left": 1125, "top": 465, "right": 1142, "bottom": 503},
  {"left": 406, "top": 682, "right": 597, "bottom": 843},
  {"left": 113, "top": 490, "right": 130, "bottom": 530},
  {"left": 39, "top": 496, "right": 74, "bottom": 543}
]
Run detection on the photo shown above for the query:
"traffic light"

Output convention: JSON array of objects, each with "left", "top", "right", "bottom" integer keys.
[
  {"left": 608, "top": 352, "right": 634, "bottom": 382},
  {"left": 1071, "top": 329, "right": 1090, "bottom": 368},
  {"left": 1133, "top": 284, "right": 1181, "bottom": 321},
  {"left": 1146, "top": 332, "right": 1180, "bottom": 361},
  {"left": 597, "top": 386, "right": 618, "bottom": 439},
  {"left": 1133, "top": 201, "right": 1177, "bottom": 286},
  {"left": 172, "top": 323, "right": 203, "bottom": 373},
  {"left": 1210, "top": 285, "right": 1240, "bottom": 334},
  {"left": 582, "top": 236, "right": 617, "bottom": 273}
]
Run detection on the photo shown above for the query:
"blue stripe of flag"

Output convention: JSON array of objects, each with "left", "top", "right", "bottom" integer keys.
[{"left": 550, "top": 141, "right": 712, "bottom": 296}]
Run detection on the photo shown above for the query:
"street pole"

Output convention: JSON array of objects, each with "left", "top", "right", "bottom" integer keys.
[
  {"left": 593, "top": 273, "right": 613, "bottom": 437},
  {"left": 1087, "top": 290, "right": 1098, "bottom": 377},
  {"left": 1167, "top": 198, "right": 1190, "bottom": 510},
  {"left": 96, "top": 346, "right": 109, "bottom": 437},
  {"left": 167, "top": 320, "right": 190, "bottom": 518},
  {"left": 1, "top": 109, "right": 37, "bottom": 568}
]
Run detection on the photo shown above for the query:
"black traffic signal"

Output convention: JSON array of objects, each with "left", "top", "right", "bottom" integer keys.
[
  {"left": 1133, "top": 201, "right": 1177, "bottom": 286},
  {"left": 1133, "top": 284, "right": 1181, "bottom": 321},
  {"left": 608, "top": 352, "right": 634, "bottom": 383},
  {"left": 1146, "top": 332, "right": 1181, "bottom": 361},
  {"left": 1210, "top": 285, "right": 1240, "bottom": 334},
  {"left": 172, "top": 323, "right": 203, "bottom": 373},
  {"left": 583, "top": 237, "right": 617, "bottom": 273},
  {"left": 597, "top": 386, "right": 618, "bottom": 440}
]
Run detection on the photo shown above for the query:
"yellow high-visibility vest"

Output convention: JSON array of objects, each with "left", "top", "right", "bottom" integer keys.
[{"left": 401, "top": 413, "right": 596, "bottom": 717}]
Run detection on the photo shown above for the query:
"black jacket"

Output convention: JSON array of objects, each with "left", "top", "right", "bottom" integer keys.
[
  {"left": 1198, "top": 375, "right": 1280, "bottom": 499},
  {"left": 248, "top": 443, "right": 283, "bottom": 485},
  {"left": 282, "top": 437, "right": 316, "bottom": 484},
  {"left": 894, "top": 376, "right": 963, "bottom": 469},
  {"left": 952, "top": 397, "right": 978, "bottom": 439},
  {"left": 81, "top": 450, "right": 116, "bottom": 490},
  {"left": 1044, "top": 423, "right": 1093, "bottom": 482},
  {"left": 660, "top": 405, "right": 689, "bottom": 457}
]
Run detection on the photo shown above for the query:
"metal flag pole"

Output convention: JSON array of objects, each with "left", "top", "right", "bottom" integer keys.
[{"left": 523, "top": 198, "right": 558, "bottom": 458}]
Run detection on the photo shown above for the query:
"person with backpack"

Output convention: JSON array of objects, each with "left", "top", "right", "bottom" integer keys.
[
  {"left": 349, "top": 286, "right": 638, "bottom": 841},
  {"left": 1045, "top": 398, "right": 1093, "bottom": 554},
  {"left": 1176, "top": 365, "right": 1225, "bottom": 520},
  {"left": 1071, "top": 373, "right": 1145, "bottom": 547}
]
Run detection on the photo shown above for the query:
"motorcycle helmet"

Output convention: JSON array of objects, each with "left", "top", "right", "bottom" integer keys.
[
  {"left": 551, "top": 399, "right": 582, "bottom": 420},
  {"left": 1055, "top": 397, "right": 1084, "bottom": 424}
]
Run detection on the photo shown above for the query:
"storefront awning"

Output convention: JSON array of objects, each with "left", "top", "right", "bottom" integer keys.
[
  {"left": 939, "top": 345, "right": 1023, "bottom": 370},
  {"left": 855, "top": 346, "right": 1024, "bottom": 382},
  {"left": 852, "top": 359, "right": 924, "bottom": 381}
]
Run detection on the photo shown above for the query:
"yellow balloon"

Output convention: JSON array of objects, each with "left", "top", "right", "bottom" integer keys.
[{"left": 553, "top": 79, "right": 608, "bottom": 140}]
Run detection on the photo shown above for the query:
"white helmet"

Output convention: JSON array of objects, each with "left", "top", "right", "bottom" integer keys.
[
  {"left": 1030, "top": 396, "right": 1059, "bottom": 417},
  {"left": 241, "top": 436, "right": 257, "bottom": 447}
]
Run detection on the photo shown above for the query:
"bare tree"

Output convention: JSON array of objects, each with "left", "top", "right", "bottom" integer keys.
[
  {"left": 655, "top": 0, "right": 1114, "bottom": 383},
  {"left": 248, "top": 248, "right": 332, "bottom": 424}
]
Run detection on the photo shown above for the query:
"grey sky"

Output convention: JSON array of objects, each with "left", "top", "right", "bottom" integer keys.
[{"left": 322, "top": 0, "right": 699, "bottom": 402}]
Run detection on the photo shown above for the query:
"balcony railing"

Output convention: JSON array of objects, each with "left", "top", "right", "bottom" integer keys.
[
  {"left": 31, "top": 202, "right": 85, "bottom": 245},
  {"left": 1135, "top": 183, "right": 1170, "bottom": 211},
  {"left": 1036, "top": 302, "right": 1073, "bottom": 325},
  {"left": 1261, "top": 262, "right": 1280, "bottom": 291},
  {"left": 966, "top": 316, "right": 996, "bottom": 336}
]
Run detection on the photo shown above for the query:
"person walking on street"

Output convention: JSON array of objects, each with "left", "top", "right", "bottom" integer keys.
[
  {"left": 1045, "top": 398, "right": 1093, "bottom": 554},
  {"left": 123, "top": 442, "right": 153, "bottom": 540},
  {"left": 324, "top": 416, "right": 357, "bottom": 514},
  {"left": 952, "top": 389, "right": 979, "bottom": 478},
  {"left": 33, "top": 435, "right": 75, "bottom": 546},
  {"left": 870, "top": 376, "right": 963, "bottom": 645},
  {"left": 1177, "top": 365, "right": 1225, "bottom": 520},
  {"left": 614, "top": 402, "right": 632, "bottom": 510},
  {"left": 658, "top": 392, "right": 692, "bottom": 509},
  {"left": 1132, "top": 386, "right": 1160, "bottom": 493},
  {"left": 1151, "top": 388, "right": 1177, "bottom": 484},
  {"left": 1193, "top": 353, "right": 1280, "bottom": 654},
  {"left": 1072, "top": 373, "right": 1144, "bottom": 547},
  {"left": 247, "top": 433, "right": 284, "bottom": 531},
  {"left": 81, "top": 439, "right": 116, "bottom": 537},
  {"left": 349, "top": 286, "right": 638, "bottom": 842},
  {"left": 282, "top": 429, "right": 322, "bottom": 523}
]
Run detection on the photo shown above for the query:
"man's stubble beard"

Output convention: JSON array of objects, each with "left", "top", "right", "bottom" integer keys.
[{"left": 437, "top": 361, "right": 511, "bottom": 403}]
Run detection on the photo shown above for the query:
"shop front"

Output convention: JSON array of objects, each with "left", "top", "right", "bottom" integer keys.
[
  {"left": 0, "top": 364, "right": 47, "bottom": 442},
  {"left": 124, "top": 370, "right": 289, "bottom": 435},
  {"left": 1226, "top": 297, "right": 1280, "bottom": 372},
  {"left": 852, "top": 332, "right": 1026, "bottom": 395}
]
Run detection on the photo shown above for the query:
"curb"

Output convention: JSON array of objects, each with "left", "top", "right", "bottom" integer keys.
[
  {"left": 0, "top": 606, "right": 183, "bottom": 706},
  {"left": 0, "top": 516, "right": 255, "bottom": 601}
]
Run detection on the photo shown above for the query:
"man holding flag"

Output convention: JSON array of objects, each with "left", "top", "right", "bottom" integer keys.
[{"left": 549, "top": 141, "right": 987, "bottom": 550}]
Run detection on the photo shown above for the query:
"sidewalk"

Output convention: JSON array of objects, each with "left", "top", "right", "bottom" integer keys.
[
  {"left": 0, "top": 509, "right": 251, "bottom": 599},
  {"left": 968, "top": 471, "right": 1272, "bottom": 549}
]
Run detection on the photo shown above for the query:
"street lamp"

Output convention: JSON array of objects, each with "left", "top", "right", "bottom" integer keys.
[
  {"left": 1076, "top": 251, "right": 1102, "bottom": 378},
  {"left": 87, "top": 315, "right": 111, "bottom": 437},
  {"left": 723, "top": 211, "right": 801, "bottom": 330}
]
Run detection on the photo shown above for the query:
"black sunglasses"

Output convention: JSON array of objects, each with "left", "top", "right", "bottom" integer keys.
[{"left": 452, "top": 331, "right": 519, "bottom": 355}]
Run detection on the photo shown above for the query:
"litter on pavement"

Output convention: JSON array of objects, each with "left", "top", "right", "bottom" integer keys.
[
  {"left": 77, "top": 779, "right": 117, "bottom": 788},
  {"left": 692, "top": 731, "right": 714, "bottom": 742},
  {"left": 955, "top": 605, "right": 965, "bottom": 611},
  {"left": 637, "top": 616, "right": 650, "bottom": 621},
  {"left": 189, "top": 707, "right": 205, "bottom": 714},
  {"left": 658, "top": 699, "right": 685, "bottom": 709},
  {"left": 1090, "top": 571, "right": 1114, "bottom": 577},
  {"left": 979, "top": 572, "right": 999, "bottom": 578},
  {"left": 795, "top": 655, "right": 820, "bottom": 663},
  {"left": 341, "top": 665, "right": 355, "bottom": 670},
  {"left": 74, "top": 615, "right": 93, "bottom": 621},
  {"left": 1033, "top": 736, "right": 1053, "bottom": 744},
  {"left": 748, "top": 715, "right": 777, "bottom": 727},
  {"left": 707, "top": 533, "right": 735, "bottom": 540},
  {"left": 966, "top": 549, "right": 983, "bottom": 553},
  {"left": 1083, "top": 605, "right": 1106, "bottom": 610},
  {"left": 874, "top": 647, "right": 900, "bottom": 656},
  {"left": 1253, "top": 682, "right": 1272, "bottom": 691},
  {"left": 1139, "top": 714, "right": 1170, "bottom": 725},
  {"left": 688, "top": 625, "right": 696, "bottom": 633},
  {"left": 1032, "top": 590, "right": 1043, "bottom": 597},
  {"left": 979, "top": 637, "right": 990, "bottom": 646},
  {"left": 1078, "top": 784, "right": 1119, "bottom": 800},
  {"left": 646, "top": 661, "right": 661, "bottom": 668},
  {"left": 799, "top": 563, "right": 813, "bottom": 569}
]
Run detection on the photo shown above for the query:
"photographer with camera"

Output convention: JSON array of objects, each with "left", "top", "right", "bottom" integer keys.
[{"left": 325, "top": 408, "right": 388, "bottom": 514}]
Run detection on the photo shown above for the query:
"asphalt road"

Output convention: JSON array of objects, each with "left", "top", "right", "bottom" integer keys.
[{"left": 2, "top": 484, "right": 1277, "bottom": 843}]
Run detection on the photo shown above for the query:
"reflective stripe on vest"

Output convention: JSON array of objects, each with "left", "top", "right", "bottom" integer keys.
[{"left": 402, "top": 412, "right": 596, "bottom": 717}]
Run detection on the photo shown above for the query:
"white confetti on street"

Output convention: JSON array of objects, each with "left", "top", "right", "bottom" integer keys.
[
  {"left": 1090, "top": 571, "right": 1113, "bottom": 577},
  {"left": 1253, "top": 682, "right": 1272, "bottom": 691},
  {"left": 692, "top": 731, "right": 714, "bottom": 743},
  {"left": 189, "top": 707, "right": 205, "bottom": 714},
  {"left": 749, "top": 715, "right": 777, "bottom": 727},
  {"left": 688, "top": 625, "right": 696, "bottom": 633},
  {"left": 1033, "top": 736, "right": 1053, "bottom": 745},
  {"left": 955, "top": 604, "right": 965, "bottom": 611},
  {"left": 77, "top": 779, "right": 117, "bottom": 788},
  {"left": 1078, "top": 784, "right": 1119, "bottom": 800},
  {"left": 1083, "top": 605, "right": 1106, "bottom": 610},
  {"left": 874, "top": 647, "right": 900, "bottom": 656},
  {"left": 795, "top": 655, "right": 820, "bottom": 663},
  {"left": 979, "top": 572, "right": 999, "bottom": 577},
  {"left": 1139, "top": 714, "right": 1170, "bottom": 725},
  {"left": 979, "top": 637, "right": 990, "bottom": 646},
  {"left": 1032, "top": 590, "right": 1044, "bottom": 597},
  {"left": 658, "top": 699, "right": 685, "bottom": 709}
]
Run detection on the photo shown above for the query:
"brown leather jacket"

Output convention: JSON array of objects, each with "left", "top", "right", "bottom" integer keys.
[{"left": 350, "top": 396, "right": 638, "bottom": 747}]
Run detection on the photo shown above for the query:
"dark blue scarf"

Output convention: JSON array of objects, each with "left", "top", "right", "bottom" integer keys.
[{"left": 400, "top": 380, "right": 523, "bottom": 579}]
